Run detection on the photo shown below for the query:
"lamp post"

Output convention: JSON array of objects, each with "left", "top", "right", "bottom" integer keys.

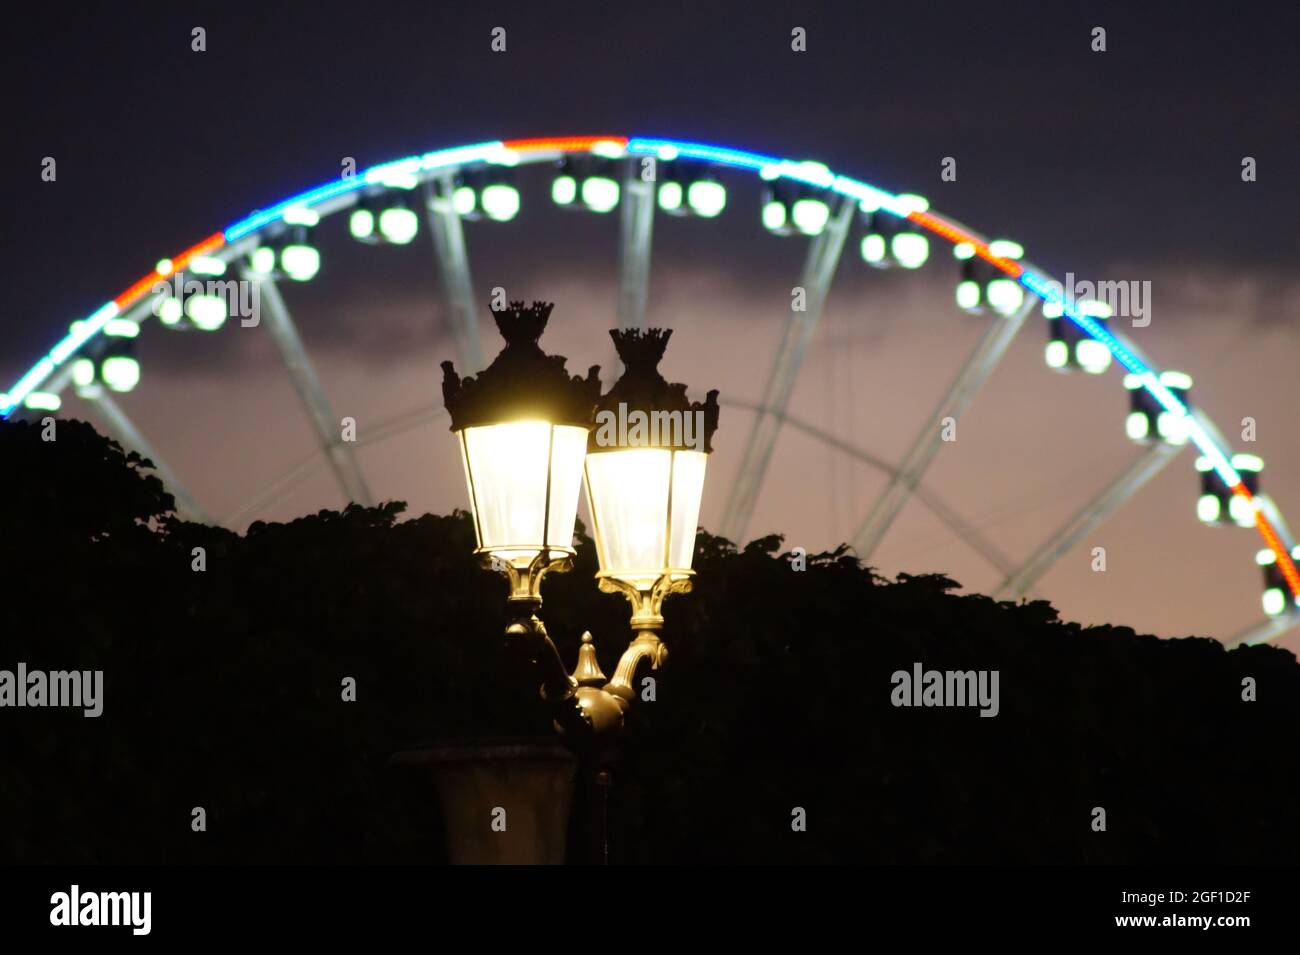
[{"left": 440, "top": 301, "right": 718, "bottom": 750}]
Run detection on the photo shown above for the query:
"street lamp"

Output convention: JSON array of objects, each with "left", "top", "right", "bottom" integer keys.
[
  {"left": 440, "top": 302, "right": 718, "bottom": 744},
  {"left": 441, "top": 298, "right": 599, "bottom": 641},
  {"left": 584, "top": 327, "right": 719, "bottom": 706}
]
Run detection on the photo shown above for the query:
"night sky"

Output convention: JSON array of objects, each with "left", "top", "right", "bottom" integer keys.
[{"left": 4, "top": 1, "right": 1299, "bottom": 647}]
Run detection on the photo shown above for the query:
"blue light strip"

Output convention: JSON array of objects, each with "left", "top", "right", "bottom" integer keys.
[
  {"left": 225, "top": 143, "right": 507, "bottom": 242},
  {"left": 627, "top": 138, "right": 777, "bottom": 171},
  {"left": 831, "top": 175, "right": 907, "bottom": 216},
  {"left": 50, "top": 302, "right": 121, "bottom": 365},
  {"left": 225, "top": 177, "right": 369, "bottom": 241},
  {"left": 0, "top": 302, "right": 121, "bottom": 414}
]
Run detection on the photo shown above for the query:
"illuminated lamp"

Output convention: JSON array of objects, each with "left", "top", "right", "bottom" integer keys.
[
  {"left": 581, "top": 175, "right": 619, "bottom": 213},
  {"left": 379, "top": 200, "right": 419, "bottom": 244},
  {"left": 552, "top": 156, "right": 621, "bottom": 213},
  {"left": 71, "top": 358, "right": 98, "bottom": 397},
  {"left": 453, "top": 165, "right": 521, "bottom": 223},
  {"left": 351, "top": 188, "right": 419, "bottom": 246},
  {"left": 954, "top": 240, "right": 1022, "bottom": 313},
  {"left": 1257, "top": 548, "right": 1300, "bottom": 616},
  {"left": 762, "top": 196, "right": 788, "bottom": 232},
  {"left": 584, "top": 328, "right": 719, "bottom": 652},
  {"left": 1045, "top": 298, "right": 1111, "bottom": 373},
  {"left": 687, "top": 178, "right": 726, "bottom": 218},
  {"left": 172, "top": 257, "right": 231, "bottom": 332},
  {"left": 552, "top": 173, "right": 578, "bottom": 206},
  {"left": 155, "top": 293, "right": 185, "bottom": 327},
  {"left": 1228, "top": 454, "right": 1263, "bottom": 527},
  {"left": 23, "top": 392, "right": 60, "bottom": 412},
  {"left": 655, "top": 160, "right": 726, "bottom": 218},
  {"left": 658, "top": 179, "right": 684, "bottom": 213},
  {"left": 248, "top": 243, "right": 278, "bottom": 277},
  {"left": 441, "top": 299, "right": 601, "bottom": 585},
  {"left": 480, "top": 181, "right": 521, "bottom": 222},
  {"left": 863, "top": 206, "right": 931, "bottom": 270},
  {"left": 1044, "top": 339, "right": 1070, "bottom": 370},
  {"left": 761, "top": 175, "right": 831, "bottom": 237},
  {"left": 278, "top": 207, "right": 321, "bottom": 282},
  {"left": 101, "top": 355, "right": 141, "bottom": 393},
  {"left": 1125, "top": 371, "right": 1191, "bottom": 445},
  {"left": 278, "top": 228, "right": 319, "bottom": 281},
  {"left": 1197, "top": 453, "right": 1263, "bottom": 527},
  {"left": 95, "top": 319, "right": 141, "bottom": 392},
  {"left": 791, "top": 197, "right": 830, "bottom": 236}
]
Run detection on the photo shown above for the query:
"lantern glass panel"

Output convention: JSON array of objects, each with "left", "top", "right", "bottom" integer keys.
[
  {"left": 585, "top": 447, "right": 708, "bottom": 588},
  {"left": 459, "top": 421, "right": 587, "bottom": 567}
]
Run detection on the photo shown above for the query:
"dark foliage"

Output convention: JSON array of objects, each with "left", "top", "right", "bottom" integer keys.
[{"left": 1, "top": 419, "right": 1298, "bottom": 863}]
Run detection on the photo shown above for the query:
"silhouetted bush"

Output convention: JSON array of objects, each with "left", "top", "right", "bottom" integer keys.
[{"left": 2, "top": 418, "right": 1297, "bottom": 863}]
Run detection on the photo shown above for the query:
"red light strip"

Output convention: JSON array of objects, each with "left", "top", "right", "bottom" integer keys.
[
  {"left": 907, "top": 210, "right": 1024, "bottom": 277},
  {"left": 115, "top": 274, "right": 167, "bottom": 309},
  {"left": 174, "top": 233, "right": 226, "bottom": 268},
  {"left": 1233, "top": 484, "right": 1300, "bottom": 596},
  {"left": 113, "top": 233, "right": 226, "bottom": 309},
  {"left": 502, "top": 136, "right": 629, "bottom": 153}
]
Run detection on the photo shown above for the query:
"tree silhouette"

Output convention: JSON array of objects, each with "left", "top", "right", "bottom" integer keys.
[{"left": 1, "top": 418, "right": 1297, "bottom": 863}]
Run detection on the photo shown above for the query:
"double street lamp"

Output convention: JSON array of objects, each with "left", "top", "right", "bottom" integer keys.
[{"left": 441, "top": 301, "right": 719, "bottom": 747}]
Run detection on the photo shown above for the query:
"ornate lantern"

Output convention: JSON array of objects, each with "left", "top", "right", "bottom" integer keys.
[
  {"left": 441, "top": 300, "right": 600, "bottom": 611},
  {"left": 583, "top": 328, "right": 719, "bottom": 695}
]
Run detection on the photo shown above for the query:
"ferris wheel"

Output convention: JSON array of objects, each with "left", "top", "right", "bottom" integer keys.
[{"left": 4, "top": 134, "right": 1296, "bottom": 647}]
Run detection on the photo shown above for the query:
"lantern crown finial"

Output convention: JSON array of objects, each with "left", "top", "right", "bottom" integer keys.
[
  {"left": 441, "top": 300, "right": 600, "bottom": 430},
  {"left": 611, "top": 327, "right": 672, "bottom": 372},
  {"left": 594, "top": 327, "right": 720, "bottom": 453},
  {"left": 491, "top": 300, "right": 554, "bottom": 350}
]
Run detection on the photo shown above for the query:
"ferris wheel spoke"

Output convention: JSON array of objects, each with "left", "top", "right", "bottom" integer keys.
[
  {"left": 850, "top": 293, "right": 1035, "bottom": 560},
  {"left": 616, "top": 157, "right": 656, "bottom": 335},
  {"left": 995, "top": 440, "right": 1182, "bottom": 599},
  {"left": 245, "top": 271, "right": 372, "bottom": 506},
  {"left": 87, "top": 390, "right": 208, "bottom": 522},
  {"left": 720, "top": 396, "right": 1019, "bottom": 580},
  {"left": 1230, "top": 615, "right": 1300, "bottom": 647},
  {"left": 221, "top": 446, "right": 327, "bottom": 527},
  {"left": 719, "top": 194, "right": 855, "bottom": 542},
  {"left": 423, "top": 174, "right": 484, "bottom": 372}
]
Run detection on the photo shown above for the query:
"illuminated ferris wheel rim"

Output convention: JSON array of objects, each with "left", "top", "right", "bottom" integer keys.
[{"left": 4, "top": 132, "right": 1298, "bottom": 625}]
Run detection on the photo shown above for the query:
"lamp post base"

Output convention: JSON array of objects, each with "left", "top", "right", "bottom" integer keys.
[{"left": 395, "top": 741, "right": 577, "bottom": 865}]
